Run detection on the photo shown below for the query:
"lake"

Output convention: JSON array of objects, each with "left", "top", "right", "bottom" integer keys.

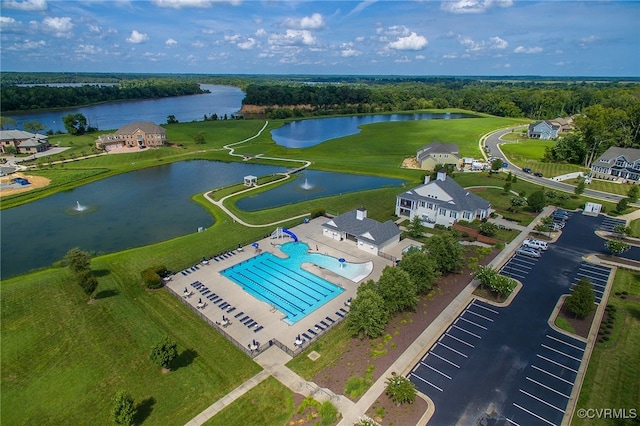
[
  {"left": 1, "top": 161, "right": 405, "bottom": 278},
  {"left": 271, "top": 112, "right": 474, "bottom": 148},
  {"left": 6, "top": 84, "right": 245, "bottom": 133},
  {"left": 235, "top": 170, "right": 404, "bottom": 211}
]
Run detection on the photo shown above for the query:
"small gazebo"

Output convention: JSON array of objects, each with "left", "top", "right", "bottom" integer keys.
[{"left": 244, "top": 175, "right": 257, "bottom": 187}]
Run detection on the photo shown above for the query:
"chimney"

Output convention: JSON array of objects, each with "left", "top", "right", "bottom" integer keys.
[
  {"left": 424, "top": 175, "right": 430, "bottom": 184},
  {"left": 356, "top": 207, "right": 367, "bottom": 221},
  {"left": 436, "top": 170, "right": 447, "bottom": 181}
]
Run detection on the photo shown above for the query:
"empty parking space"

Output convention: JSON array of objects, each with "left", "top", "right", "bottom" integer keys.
[
  {"left": 410, "top": 300, "right": 499, "bottom": 394},
  {"left": 570, "top": 262, "right": 612, "bottom": 303},
  {"left": 506, "top": 332, "right": 586, "bottom": 426},
  {"left": 599, "top": 216, "right": 626, "bottom": 233},
  {"left": 500, "top": 252, "right": 541, "bottom": 280}
]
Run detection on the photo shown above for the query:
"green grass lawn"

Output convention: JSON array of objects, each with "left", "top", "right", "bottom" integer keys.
[
  {"left": 573, "top": 269, "right": 640, "bottom": 425},
  {"left": 499, "top": 140, "right": 589, "bottom": 177},
  {"left": 203, "top": 377, "right": 294, "bottom": 426}
]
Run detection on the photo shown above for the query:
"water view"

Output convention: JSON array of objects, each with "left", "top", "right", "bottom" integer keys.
[
  {"left": 6, "top": 84, "right": 245, "bottom": 133},
  {"left": 235, "top": 170, "right": 404, "bottom": 211},
  {"left": 271, "top": 112, "right": 475, "bottom": 148},
  {"left": 1, "top": 161, "right": 286, "bottom": 278}
]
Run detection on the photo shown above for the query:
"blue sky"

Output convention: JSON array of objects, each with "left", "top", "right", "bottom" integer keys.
[{"left": 1, "top": 0, "right": 639, "bottom": 76}]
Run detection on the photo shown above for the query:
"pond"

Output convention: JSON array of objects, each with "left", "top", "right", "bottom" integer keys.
[
  {"left": 271, "top": 112, "right": 475, "bottom": 148},
  {"left": 1, "top": 161, "right": 285, "bottom": 278},
  {"left": 2, "top": 161, "right": 405, "bottom": 278},
  {"left": 235, "top": 170, "right": 404, "bottom": 211}
]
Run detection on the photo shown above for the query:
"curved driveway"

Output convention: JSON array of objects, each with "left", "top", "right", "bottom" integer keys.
[{"left": 481, "top": 128, "right": 627, "bottom": 204}]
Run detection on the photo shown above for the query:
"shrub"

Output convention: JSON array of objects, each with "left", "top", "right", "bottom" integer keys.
[
  {"left": 141, "top": 264, "right": 167, "bottom": 289},
  {"left": 385, "top": 375, "right": 417, "bottom": 405}
]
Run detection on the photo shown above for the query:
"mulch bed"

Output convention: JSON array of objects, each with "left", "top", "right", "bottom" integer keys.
[
  {"left": 555, "top": 303, "right": 595, "bottom": 339},
  {"left": 285, "top": 248, "right": 499, "bottom": 425}
]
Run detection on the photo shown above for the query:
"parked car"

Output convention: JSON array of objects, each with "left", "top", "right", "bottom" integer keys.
[
  {"left": 516, "top": 246, "right": 541, "bottom": 258},
  {"left": 522, "top": 239, "right": 548, "bottom": 251},
  {"left": 522, "top": 168, "right": 532, "bottom": 174},
  {"left": 534, "top": 172, "right": 543, "bottom": 177},
  {"left": 551, "top": 222, "right": 564, "bottom": 231},
  {"left": 552, "top": 211, "right": 569, "bottom": 221}
]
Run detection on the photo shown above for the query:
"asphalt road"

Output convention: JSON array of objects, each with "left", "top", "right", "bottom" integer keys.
[
  {"left": 409, "top": 212, "right": 638, "bottom": 425},
  {"left": 483, "top": 128, "right": 627, "bottom": 204}
]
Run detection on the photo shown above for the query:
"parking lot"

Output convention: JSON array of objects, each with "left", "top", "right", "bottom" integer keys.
[
  {"left": 599, "top": 216, "right": 627, "bottom": 233},
  {"left": 409, "top": 213, "right": 618, "bottom": 425}
]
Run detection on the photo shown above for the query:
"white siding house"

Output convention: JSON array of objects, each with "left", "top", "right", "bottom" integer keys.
[
  {"left": 395, "top": 171, "right": 491, "bottom": 227},
  {"left": 590, "top": 147, "right": 640, "bottom": 182},
  {"left": 322, "top": 208, "right": 401, "bottom": 255}
]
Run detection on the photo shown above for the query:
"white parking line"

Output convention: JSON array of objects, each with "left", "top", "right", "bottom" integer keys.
[
  {"left": 446, "top": 332, "right": 475, "bottom": 348},
  {"left": 532, "top": 365, "right": 575, "bottom": 386},
  {"left": 437, "top": 342, "right": 469, "bottom": 358},
  {"left": 501, "top": 270, "right": 527, "bottom": 280},
  {"left": 505, "top": 418, "right": 521, "bottom": 426},
  {"left": 576, "top": 274, "right": 607, "bottom": 286},
  {"left": 545, "top": 335, "right": 585, "bottom": 352},
  {"left": 578, "top": 268, "right": 610, "bottom": 278},
  {"left": 513, "top": 403, "right": 556, "bottom": 426},
  {"left": 466, "top": 309, "right": 494, "bottom": 322},
  {"left": 421, "top": 361, "right": 452, "bottom": 380},
  {"left": 507, "top": 261, "right": 533, "bottom": 269},
  {"left": 458, "top": 316, "right": 488, "bottom": 330},
  {"left": 536, "top": 354, "right": 578, "bottom": 373},
  {"left": 452, "top": 324, "right": 481, "bottom": 339},
  {"left": 411, "top": 372, "right": 443, "bottom": 392},
  {"left": 519, "top": 389, "right": 566, "bottom": 413},
  {"left": 541, "top": 344, "right": 583, "bottom": 362},
  {"left": 526, "top": 377, "right": 571, "bottom": 399},
  {"left": 471, "top": 302, "right": 499, "bottom": 314},
  {"left": 429, "top": 351, "right": 460, "bottom": 368}
]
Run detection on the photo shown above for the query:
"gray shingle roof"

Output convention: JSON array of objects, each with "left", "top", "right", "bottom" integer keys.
[
  {"left": 323, "top": 210, "right": 400, "bottom": 244},
  {"left": 399, "top": 175, "right": 490, "bottom": 213},
  {"left": 416, "top": 142, "right": 459, "bottom": 162},
  {"left": 592, "top": 147, "right": 640, "bottom": 166}
]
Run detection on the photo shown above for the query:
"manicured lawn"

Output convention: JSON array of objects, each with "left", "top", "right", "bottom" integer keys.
[
  {"left": 629, "top": 218, "right": 640, "bottom": 238},
  {"left": 566, "top": 178, "right": 636, "bottom": 198},
  {"left": 499, "top": 140, "right": 589, "bottom": 177},
  {"left": 573, "top": 269, "right": 640, "bottom": 425},
  {"left": 203, "top": 377, "right": 294, "bottom": 426}
]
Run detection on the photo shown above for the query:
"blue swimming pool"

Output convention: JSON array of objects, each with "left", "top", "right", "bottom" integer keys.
[{"left": 221, "top": 242, "right": 367, "bottom": 324}]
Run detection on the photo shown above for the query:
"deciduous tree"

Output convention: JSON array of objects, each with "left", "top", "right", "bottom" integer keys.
[
  {"left": 376, "top": 267, "right": 418, "bottom": 315},
  {"left": 604, "top": 239, "right": 630, "bottom": 257},
  {"left": 527, "top": 190, "right": 547, "bottom": 212},
  {"left": 112, "top": 390, "right": 136, "bottom": 425},
  {"left": 565, "top": 278, "right": 595, "bottom": 319},
  {"left": 347, "top": 288, "right": 388, "bottom": 339},
  {"left": 385, "top": 375, "right": 417, "bottom": 405},
  {"left": 398, "top": 249, "right": 440, "bottom": 294},
  {"left": 149, "top": 335, "right": 178, "bottom": 370},
  {"left": 63, "top": 247, "right": 91, "bottom": 274},
  {"left": 424, "top": 231, "right": 464, "bottom": 274},
  {"left": 407, "top": 216, "right": 426, "bottom": 238}
]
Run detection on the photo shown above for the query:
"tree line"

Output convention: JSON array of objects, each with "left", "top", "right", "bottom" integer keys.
[
  {"left": 0, "top": 79, "right": 207, "bottom": 112},
  {"left": 242, "top": 80, "right": 639, "bottom": 121}
]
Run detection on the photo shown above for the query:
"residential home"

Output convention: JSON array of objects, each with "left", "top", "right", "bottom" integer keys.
[
  {"left": 551, "top": 117, "right": 574, "bottom": 134},
  {"left": 395, "top": 171, "right": 491, "bottom": 228},
  {"left": 96, "top": 122, "right": 167, "bottom": 151},
  {"left": 0, "top": 130, "right": 50, "bottom": 154},
  {"left": 590, "top": 147, "right": 640, "bottom": 182},
  {"left": 527, "top": 120, "right": 560, "bottom": 140},
  {"left": 416, "top": 142, "right": 461, "bottom": 171},
  {"left": 322, "top": 207, "right": 401, "bottom": 256}
]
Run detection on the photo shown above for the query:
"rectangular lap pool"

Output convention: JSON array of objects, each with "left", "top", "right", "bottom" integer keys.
[{"left": 221, "top": 242, "right": 370, "bottom": 324}]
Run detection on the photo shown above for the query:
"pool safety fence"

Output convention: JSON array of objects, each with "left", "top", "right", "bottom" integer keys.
[{"left": 166, "top": 285, "right": 347, "bottom": 358}]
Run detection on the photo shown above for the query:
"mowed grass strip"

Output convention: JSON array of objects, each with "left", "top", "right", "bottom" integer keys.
[
  {"left": 499, "top": 140, "right": 589, "bottom": 177},
  {"left": 203, "top": 377, "right": 294, "bottom": 426},
  {"left": 573, "top": 269, "right": 640, "bottom": 425}
]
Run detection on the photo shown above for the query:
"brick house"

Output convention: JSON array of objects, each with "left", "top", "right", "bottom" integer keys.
[
  {"left": 96, "top": 122, "right": 167, "bottom": 151},
  {"left": 0, "top": 130, "right": 50, "bottom": 154}
]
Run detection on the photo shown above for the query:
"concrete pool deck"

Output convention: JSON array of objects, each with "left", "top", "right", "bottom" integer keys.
[{"left": 165, "top": 216, "right": 394, "bottom": 354}]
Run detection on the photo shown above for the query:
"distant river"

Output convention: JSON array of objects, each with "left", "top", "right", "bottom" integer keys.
[{"left": 5, "top": 84, "right": 245, "bottom": 133}]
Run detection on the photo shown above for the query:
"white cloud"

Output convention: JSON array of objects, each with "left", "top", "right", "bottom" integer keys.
[
  {"left": 341, "top": 48, "right": 360, "bottom": 57},
  {"left": 268, "top": 29, "right": 316, "bottom": 47},
  {"left": 151, "top": 0, "right": 241, "bottom": 9},
  {"left": 0, "top": 16, "right": 20, "bottom": 31},
  {"left": 388, "top": 32, "right": 428, "bottom": 51},
  {"left": 255, "top": 28, "right": 267, "bottom": 37},
  {"left": 126, "top": 30, "right": 149, "bottom": 44},
  {"left": 2, "top": 0, "right": 47, "bottom": 11},
  {"left": 75, "top": 44, "right": 103, "bottom": 55},
  {"left": 395, "top": 55, "right": 411, "bottom": 63},
  {"left": 283, "top": 13, "right": 325, "bottom": 30},
  {"left": 347, "top": 0, "right": 378, "bottom": 17},
  {"left": 489, "top": 36, "right": 508, "bottom": 49},
  {"left": 165, "top": 38, "right": 178, "bottom": 46},
  {"left": 6, "top": 38, "right": 46, "bottom": 51},
  {"left": 513, "top": 45, "right": 543, "bottom": 54},
  {"left": 415, "top": 54, "right": 425, "bottom": 60},
  {"left": 237, "top": 38, "right": 256, "bottom": 50},
  {"left": 42, "top": 16, "right": 74, "bottom": 38},
  {"left": 441, "top": 0, "right": 513, "bottom": 14},
  {"left": 579, "top": 35, "right": 600, "bottom": 48}
]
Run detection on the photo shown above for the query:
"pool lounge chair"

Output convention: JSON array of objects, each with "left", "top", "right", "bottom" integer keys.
[
  {"left": 240, "top": 315, "right": 249, "bottom": 322},
  {"left": 315, "top": 323, "right": 324, "bottom": 331},
  {"left": 302, "top": 333, "right": 312, "bottom": 340},
  {"left": 227, "top": 306, "right": 236, "bottom": 313},
  {"left": 253, "top": 326, "right": 263, "bottom": 333},
  {"left": 234, "top": 311, "right": 245, "bottom": 318},
  {"left": 307, "top": 328, "right": 317, "bottom": 336},
  {"left": 246, "top": 320, "right": 256, "bottom": 328},
  {"left": 320, "top": 320, "right": 329, "bottom": 328},
  {"left": 325, "top": 316, "right": 335, "bottom": 323},
  {"left": 335, "top": 311, "right": 344, "bottom": 318}
]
